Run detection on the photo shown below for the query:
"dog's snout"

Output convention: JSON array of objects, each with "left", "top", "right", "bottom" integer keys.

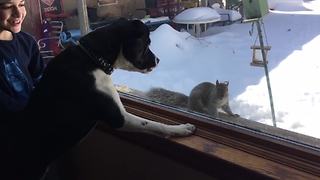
[{"left": 155, "top": 57, "right": 160, "bottom": 65}]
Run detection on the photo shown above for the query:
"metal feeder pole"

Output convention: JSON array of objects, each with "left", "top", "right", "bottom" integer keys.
[{"left": 256, "top": 19, "right": 277, "bottom": 127}]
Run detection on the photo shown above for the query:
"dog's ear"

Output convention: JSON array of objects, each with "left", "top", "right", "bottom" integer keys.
[
  {"left": 129, "top": 20, "right": 150, "bottom": 38},
  {"left": 109, "top": 18, "right": 148, "bottom": 39}
]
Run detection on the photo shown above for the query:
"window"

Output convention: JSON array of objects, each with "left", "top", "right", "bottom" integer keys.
[
  {"left": 105, "top": 1, "right": 320, "bottom": 175},
  {"left": 31, "top": 0, "right": 320, "bottom": 147},
  {"left": 53, "top": 0, "right": 320, "bottom": 149},
  {"left": 27, "top": 0, "right": 320, "bottom": 178},
  {"left": 109, "top": 0, "right": 320, "bottom": 150},
  {"left": 112, "top": 92, "right": 320, "bottom": 179}
]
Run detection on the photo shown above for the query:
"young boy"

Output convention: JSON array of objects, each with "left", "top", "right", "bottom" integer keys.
[
  {"left": 0, "top": 0, "right": 44, "bottom": 179},
  {"left": 0, "top": 0, "right": 44, "bottom": 115}
]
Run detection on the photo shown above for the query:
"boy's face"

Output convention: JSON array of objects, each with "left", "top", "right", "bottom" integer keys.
[{"left": 0, "top": 0, "right": 26, "bottom": 33}]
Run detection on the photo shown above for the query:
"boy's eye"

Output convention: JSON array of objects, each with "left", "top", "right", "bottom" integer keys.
[
  {"left": 0, "top": 2, "right": 25, "bottom": 9},
  {"left": 0, "top": 6, "right": 11, "bottom": 10}
]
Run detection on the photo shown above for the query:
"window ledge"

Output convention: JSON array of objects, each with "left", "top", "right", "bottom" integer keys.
[{"left": 98, "top": 93, "right": 320, "bottom": 179}]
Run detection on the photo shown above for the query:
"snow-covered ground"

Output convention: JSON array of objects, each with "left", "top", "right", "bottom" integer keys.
[{"left": 112, "top": 0, "right": 320, "bottom": 139}]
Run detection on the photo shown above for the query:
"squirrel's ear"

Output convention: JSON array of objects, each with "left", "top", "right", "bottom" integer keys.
[
  {"left": 216, "top": 80, "right": 219, "bottom": 84},
  {"left": 225, "top": 81, "right": 229, "bottom": 86}
]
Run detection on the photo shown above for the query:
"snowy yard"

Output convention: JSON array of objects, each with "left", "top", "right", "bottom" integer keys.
[{"left": 112, "top": 0, "right": 320, "bottom": 139}]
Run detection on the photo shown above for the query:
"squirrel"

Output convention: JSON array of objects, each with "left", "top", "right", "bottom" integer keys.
[
  {"left": 188, "top": 80, "right": 239, "bottom": 118},
  {"left": 145, "top": 80, "right": 239, "bottom": 118},
  {"left": 146, "top": 87, "right": 189, "bottom": 109}
]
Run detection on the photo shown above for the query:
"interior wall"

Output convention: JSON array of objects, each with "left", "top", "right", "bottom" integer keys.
[
  {"left": 52, "top": 129, "right": 216, "bottom": 180},
  {"left": 23, "top": 0, "right": 42, "bottom": 39},
  {"left": 96, "top": 0, "right": 146, "bottom": 19},
  {"left": 62, "top": 0, "right": 146, "bottom": 19},
  {"left": 62, "top": 0, "right": 146, "bottom": 30}
]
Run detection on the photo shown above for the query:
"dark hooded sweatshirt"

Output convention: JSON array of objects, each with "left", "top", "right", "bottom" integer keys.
[{"left": 0, "top": 31, "right": 44, "bottom": 114}]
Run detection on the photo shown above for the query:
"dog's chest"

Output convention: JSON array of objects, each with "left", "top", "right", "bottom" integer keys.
[{"left": 92, "top": 69, "right": 116, "bottom": 97}]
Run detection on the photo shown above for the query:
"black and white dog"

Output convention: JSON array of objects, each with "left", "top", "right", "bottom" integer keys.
[{"left": 7, "top": 18, "right": 195, "bottom": 179}]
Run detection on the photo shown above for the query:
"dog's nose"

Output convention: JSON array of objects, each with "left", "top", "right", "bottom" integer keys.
[{"left": 155, "top": 57, "right": 160, "bottom": 65}]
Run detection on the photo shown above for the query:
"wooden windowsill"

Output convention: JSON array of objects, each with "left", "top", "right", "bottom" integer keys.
[{"left": 97, "top": 93, "right": 320, "bottom": 180}]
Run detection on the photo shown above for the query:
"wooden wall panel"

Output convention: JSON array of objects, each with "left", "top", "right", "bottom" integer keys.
[{"left": 23, "top": 0, "right": 42, "bottom": 39}]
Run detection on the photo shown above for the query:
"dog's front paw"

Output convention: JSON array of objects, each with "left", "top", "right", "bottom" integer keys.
[
  {"left": 166, "top": 123, "right": 196, "bottom": 138},
  {"left": 181, "top": 123, "right": 196, "bottom": 135}
]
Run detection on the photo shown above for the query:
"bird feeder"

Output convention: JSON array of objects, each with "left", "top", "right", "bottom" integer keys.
[
  {"left": 243, "top": 0, "right": 276, "bottom": 127},
  {"left": 243, "top": 0, "right": 269, "bottom": 19},
  {"left": 250, "top": 45, "right": 271, "bottom": 67}
]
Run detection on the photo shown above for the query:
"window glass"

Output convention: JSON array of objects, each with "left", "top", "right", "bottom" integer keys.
[{"left": 30, "top": 0, "right": 320, "bottom": 148}]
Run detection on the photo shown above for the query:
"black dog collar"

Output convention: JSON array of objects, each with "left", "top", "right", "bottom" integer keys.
[{"left": 78, "top": 41, "right": 114, "bottom": 75}]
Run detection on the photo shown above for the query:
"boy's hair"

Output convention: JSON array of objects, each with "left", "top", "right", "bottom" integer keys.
[{"left": 0, "top": 0, "right": 25, "bottom": 4}]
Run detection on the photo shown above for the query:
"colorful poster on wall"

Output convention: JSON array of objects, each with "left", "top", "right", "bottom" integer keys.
[{"left": 40, "top": 0, "right": 64, "bottom": 19}]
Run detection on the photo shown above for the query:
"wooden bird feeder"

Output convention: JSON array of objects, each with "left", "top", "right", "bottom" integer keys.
[{"left": 250, "top": 45, "right": 271, "bottom": 67}]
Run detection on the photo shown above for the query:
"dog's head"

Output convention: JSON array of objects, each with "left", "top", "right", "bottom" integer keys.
[
  {"left": 115, "top": 19, "right": 160, "bottom": 73},
  {"left": 80, "top": 18, "right": 159, "bottom": 73}
]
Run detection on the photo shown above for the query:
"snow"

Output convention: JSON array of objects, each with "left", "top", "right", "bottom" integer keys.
[
  {"left": 173, "top": 7, "right": 221, "bottom": 24},
  {"left": 112, "top": 1, "right": 320, "bottom": 139},
  {"left": 268, "top": 0, "right": 304, "bottom": 10},
  {"left": 140, "top": 16, "right": 170, "bottom": 24},
  {"left": 212, "top": 7, "right": 242, "bottom": 21},
  {"left": 211, "top": 3, "right": 242, "bottom": 21}
]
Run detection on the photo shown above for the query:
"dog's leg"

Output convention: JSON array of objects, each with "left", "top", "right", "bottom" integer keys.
[
  {"left": 120, "top": 112, "right": 195, "bottom": 138},
  {"left": 93, "top": 70, "right": 196, "bottom": 138},
  {"left": 115, "top": 92, "right": 196, "bottom": 137}
]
